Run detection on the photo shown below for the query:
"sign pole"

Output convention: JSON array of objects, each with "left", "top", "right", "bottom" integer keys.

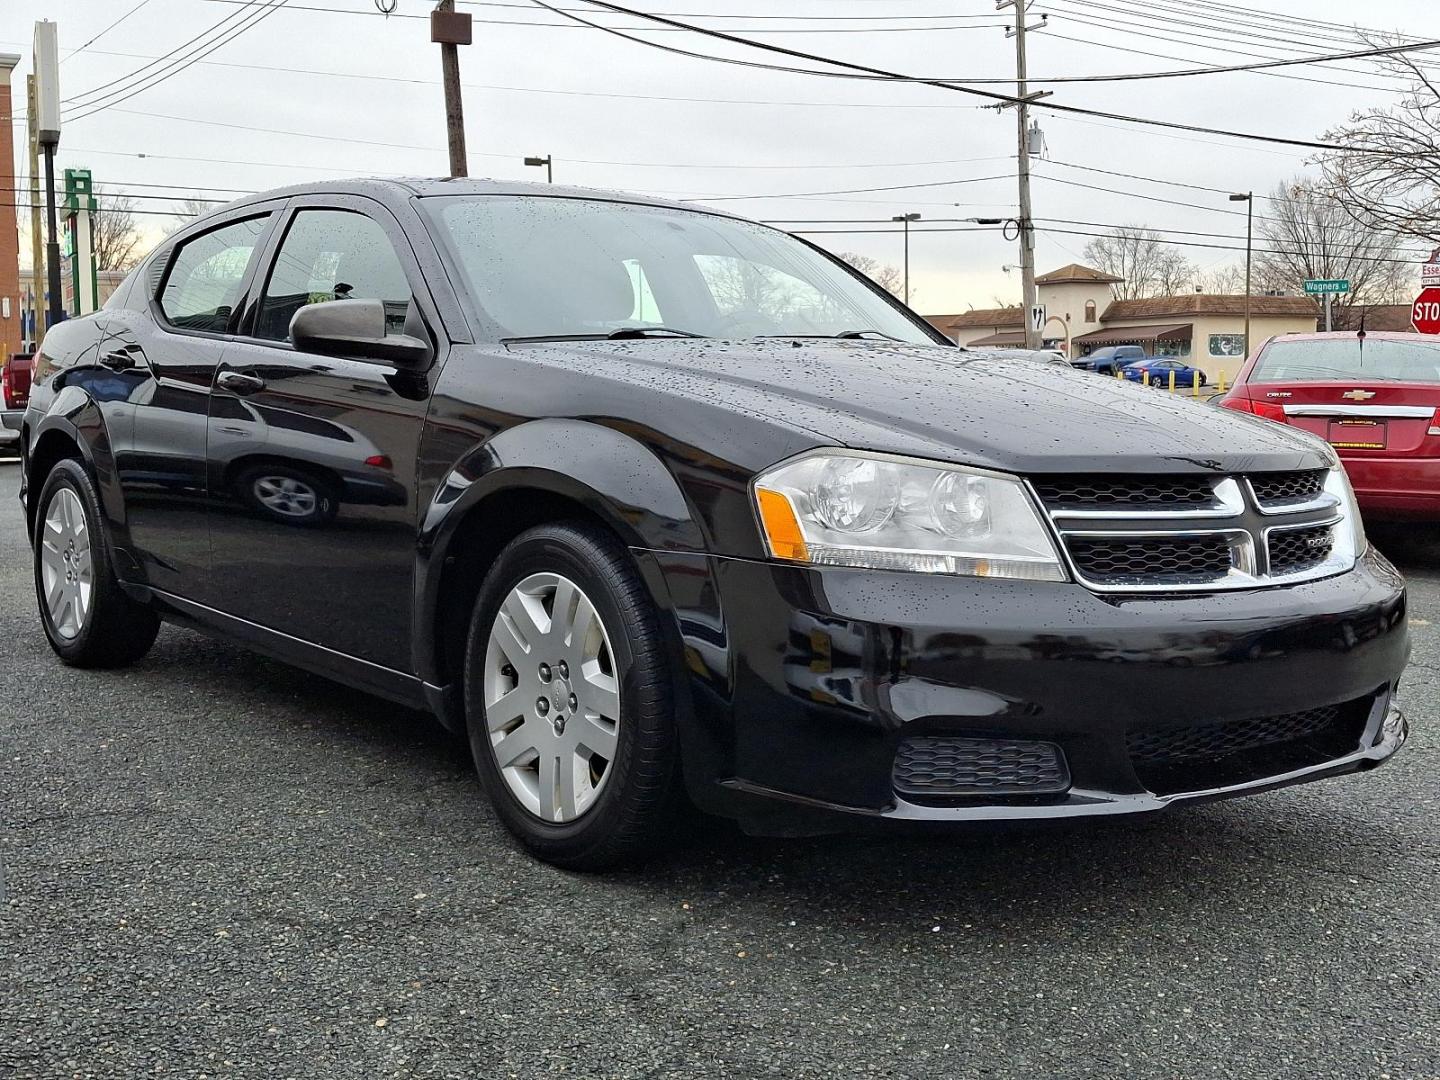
[{"left": 1325, "top": 292, "right": 1332, "bottom": 333}]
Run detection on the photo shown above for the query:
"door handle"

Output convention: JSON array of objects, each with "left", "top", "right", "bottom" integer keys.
[
  {"left": 216, "top": 370, "right": 266, "bottom": 396},
  {"left": 99, "top": 349, "right": 134, "bottom": 372}
]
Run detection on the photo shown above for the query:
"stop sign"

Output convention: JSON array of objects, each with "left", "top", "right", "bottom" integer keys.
[{"left": 1414, "top": 287, "right": 1440, "bottom": 334}]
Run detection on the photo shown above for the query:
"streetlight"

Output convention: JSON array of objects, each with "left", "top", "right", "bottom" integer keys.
[
  {"left": 1229, "top": 192, "right": 1253, "bottom": 353},
  {"left": 524, "top": 155, "right": 553, "bottom": 183},
  {"left": 891, "top": 213, "right": 921, "bottom": 306}
]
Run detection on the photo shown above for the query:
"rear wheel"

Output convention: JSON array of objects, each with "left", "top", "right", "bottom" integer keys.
[
  {"left": 463, "top": 521, "right": 680, "bottom": 869},
  {"left": 34, "top": 458, "right": 160, "bottom": 668}
]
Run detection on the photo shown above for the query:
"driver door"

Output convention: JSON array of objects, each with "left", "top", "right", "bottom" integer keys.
[{"left": 203, "top": 195, "right": 441, "bottom": 672}]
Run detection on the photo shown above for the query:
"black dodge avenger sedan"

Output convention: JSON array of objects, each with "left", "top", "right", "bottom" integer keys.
[{"left": 17, "top": 179, "right": 1409, "bottom": 868}]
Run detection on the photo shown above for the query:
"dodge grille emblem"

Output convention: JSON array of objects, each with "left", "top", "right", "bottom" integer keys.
[{"left": 1341, "top": 389, "right": 1376, "bottom": 401}]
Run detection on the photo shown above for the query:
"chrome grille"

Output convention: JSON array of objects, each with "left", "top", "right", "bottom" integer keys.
[
  {"left": 1033, "top": 470, "right": 1350, "bottom": 593},
  {"left": 1249, "top": 469, "right": 1327, "bottom": 507},
  {"left": 1268, "top": 524, "right": 1334, "bottom": 574},
  {"left": 1068, "top": 535, "right": 1233, "bottom": 586},
  {"left": 1033, "top": 475, "right": 1217, "bottom": 510}
]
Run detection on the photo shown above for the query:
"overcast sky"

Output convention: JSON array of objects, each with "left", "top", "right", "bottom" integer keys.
[{"left": 4, "top": 0, "right": 1428, "bottom": 312}]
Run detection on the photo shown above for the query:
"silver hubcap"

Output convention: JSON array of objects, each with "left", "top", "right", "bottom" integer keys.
[
  {"left": 253, "top": 475, "right": 318, "bottom": 517},
  {"left": 39, "top": 488, "right": 94, "bottom": 640},
  {"left": 483, "top": 572, "right": 621, "bottom": 823}
]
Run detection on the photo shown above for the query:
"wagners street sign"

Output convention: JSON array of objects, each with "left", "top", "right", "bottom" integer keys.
[{"left": 1303, "top": 279, "right": 1350, "bottom": 295}]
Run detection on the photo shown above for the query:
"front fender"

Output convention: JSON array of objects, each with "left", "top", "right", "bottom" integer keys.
[{"left": 420, "top": 417, "right": 708, "bottom": 555}]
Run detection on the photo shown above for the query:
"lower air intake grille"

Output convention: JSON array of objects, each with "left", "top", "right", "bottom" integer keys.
[
  {"left": 893, "top": 737, "right": 1070, "bottom": 799},
  {"left": 1068, "top": 534, "right": 1233, "bottom": 585},
  {"left": 1268, "top": 524, "right": 1334, "bottom": 575},
  {"left": 1250, "top": 469, "right": 1327, "bottom": 506},
  {"left": 1127, "top": 699, "right": 1370, "bottom": 795}
]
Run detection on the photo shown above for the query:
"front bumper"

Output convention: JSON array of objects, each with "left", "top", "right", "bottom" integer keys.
[
  {"left": 642, "top": 545, "right": 1410, "bottom": 834},
  {"left": 1, "top": 409, "right": 21, "bottom": 437}
]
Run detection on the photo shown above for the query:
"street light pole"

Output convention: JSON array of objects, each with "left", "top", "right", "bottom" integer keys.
[
  {"left": 524, "top": 155, "right": 554, "bottom": 183},
  {"left": 431, "top": 0, "right": 472, "bottom": 178},
  {"left": 892, "top": 213, "right": 920, "bottom": 306},
  {"left": 1230, "top": 191, "right": 1253, "bottom": 352}
]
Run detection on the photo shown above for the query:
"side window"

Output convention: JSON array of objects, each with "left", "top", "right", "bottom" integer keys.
[
  {"left": 159, "top": 216, "right": 269, "bottom": 333},
  {"left": 255, "top": 209, "right": 411, "bottom": 342}
]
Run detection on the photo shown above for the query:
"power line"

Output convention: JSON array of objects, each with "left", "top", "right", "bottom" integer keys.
[
  {"left": 533, "top": 0, "right": 1417, "bottom": 153},
  {"left": 62, "top": 0, "right": 157, "bottom": 63},
  {"left": 66, "top": 0, "right": 291, "bottom": 122}
]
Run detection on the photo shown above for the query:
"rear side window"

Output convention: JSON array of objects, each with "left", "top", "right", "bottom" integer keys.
[
  {"left": 255, "top": 209, "right": 412, "bottom": 342},
  {"left": 160, "top": 216, "right": 268, "bottom": 333},
  {"left": 1252, "top": 338, "right": 1440, "bottom": 383}
]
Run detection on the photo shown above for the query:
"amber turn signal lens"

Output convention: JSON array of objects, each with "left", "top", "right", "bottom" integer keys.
[{"left": 756, "top": 488, "right": 809, "bottom": 562}]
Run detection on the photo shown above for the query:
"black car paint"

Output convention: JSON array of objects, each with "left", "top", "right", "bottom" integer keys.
[{"left": 18, "top": 179, "right": 1408, "bottom": 834}]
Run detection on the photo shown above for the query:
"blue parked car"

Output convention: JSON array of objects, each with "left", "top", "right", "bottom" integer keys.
[{"left": 1124, "top": 357, "right": 1208, "bottom": 388}]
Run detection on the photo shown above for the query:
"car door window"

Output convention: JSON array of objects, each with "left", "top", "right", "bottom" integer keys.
[
  {"left": 255, "top": 209, "right": 412, "bottom": 342},
  {"left": 159, "top": 216, "right": 269, "bottom": 333}
]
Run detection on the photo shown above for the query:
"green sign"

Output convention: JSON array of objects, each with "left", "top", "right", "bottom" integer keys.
[{"left": 1303, "top": 279, "right": 1350, "bottom": 295}]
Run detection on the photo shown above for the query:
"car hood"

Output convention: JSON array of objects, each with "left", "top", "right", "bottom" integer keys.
[{"left": 521, "top": 338, "right": 1333, "bottom": 475}]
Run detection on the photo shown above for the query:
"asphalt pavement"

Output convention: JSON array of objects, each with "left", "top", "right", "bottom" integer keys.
[{"left": 1, "top": 461, "right": 1437, "bottom": 1080}]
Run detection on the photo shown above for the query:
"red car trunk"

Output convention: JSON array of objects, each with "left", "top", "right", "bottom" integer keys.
[
  {"left": 2, "top": 353, "right": 33, "bottom": 411},
  {"left": 1221, "top": 332, "right": 1440, "bottom": 520}
]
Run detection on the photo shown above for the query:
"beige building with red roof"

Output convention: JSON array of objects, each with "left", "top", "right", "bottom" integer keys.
[{"left": 924, "top": 262, "right": 1320, "bottom": 381}]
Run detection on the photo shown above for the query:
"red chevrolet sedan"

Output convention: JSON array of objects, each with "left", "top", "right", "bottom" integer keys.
[{"left": 1220, "top": 331, "right": 1440, "bottom": 519}]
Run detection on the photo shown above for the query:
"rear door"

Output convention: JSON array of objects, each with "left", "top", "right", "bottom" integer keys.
[
  {"left": 203, "top": 195, "right": 440, "bottom": 671},
  {"left": 100, "top": 207, "right": 280, "bottom": 601}
]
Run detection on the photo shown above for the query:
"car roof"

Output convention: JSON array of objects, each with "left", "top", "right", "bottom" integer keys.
[
  {"left": 211, "top": 176, "right": 746, "bottom": 222},
  {"left": 1266, "top": 331, "right": 1431, "bottom": 344}
]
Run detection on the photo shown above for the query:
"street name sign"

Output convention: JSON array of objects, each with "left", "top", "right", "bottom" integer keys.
[{"left": 1303, "top": 279, "right": 1350, "bottom": 295}]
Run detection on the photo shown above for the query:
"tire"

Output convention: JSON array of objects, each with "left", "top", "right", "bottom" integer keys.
[
  {"left": 234, "top": 463, "right": 338, "bottom": 526},
  {"left": 463, "top": 521, "right": 680, "bottom": 870},
  {"left": 33, "top": 458, "right": 160, "bottom": 668}
]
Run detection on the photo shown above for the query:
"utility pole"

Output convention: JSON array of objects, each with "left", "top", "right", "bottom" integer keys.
[
  {"left": 1230, "top": 191, "right": 1253, "bottom": 350},
  {"left": 998, "top": 2, "right": 1049, "bottom": 349},
  {"left": 431, "top": 0, "right": 472, "bottom": 178},
  {"left": 892, "top": 213, "right": 920, "bottom": 306}
]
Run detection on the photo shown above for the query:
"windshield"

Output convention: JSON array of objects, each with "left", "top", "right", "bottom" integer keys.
[
  {"left": 1252, "top": 337, "right": 1440, "bottom": 384},
  {"left": 422, "top": 195, "right": 936, "bottom": 344}
]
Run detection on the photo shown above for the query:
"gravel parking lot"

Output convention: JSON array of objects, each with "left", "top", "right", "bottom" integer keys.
[{"left": 1, "top": 461, "right": 1437, "bottom": 1080}]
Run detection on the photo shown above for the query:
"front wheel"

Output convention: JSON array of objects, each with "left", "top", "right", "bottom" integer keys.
[
  {"left": 463, "top": 521, "right": 680, "bottom": 869},
  {"left": 34, "top": 458, "right": 160, "bottom": 668}
]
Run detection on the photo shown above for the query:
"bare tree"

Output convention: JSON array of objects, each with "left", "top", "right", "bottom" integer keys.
[
  {"left": 1082, "top": 226, "right": 1195, "bottom": 299},
  {"left": 837, "top": 251, "right": 908, "bottom": 301},
  {"left": 1256, "top": 176, "right": 1411, "bottom": 307},
  {"left": 166, "top": 195, "right": 219, "bottom": 234},
  {"left": 1320, "top": 38, "right": 1440, "bottom": 245},
  {"left": 91, "top": 189, "right": 144, "bottom": 271},
  {"left": 1195, "top": 262, "right": 1248, "bottom": 294}
]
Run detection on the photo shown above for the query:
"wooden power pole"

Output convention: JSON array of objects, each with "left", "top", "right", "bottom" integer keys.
[{"left": 431, "top": 0, "right": 471, "bottom": 178}]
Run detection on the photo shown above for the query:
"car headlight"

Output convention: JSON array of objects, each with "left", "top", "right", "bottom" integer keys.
[
  {"left": 752, "top": 451, "right": 1067, "bottom": 580},
  {"left": 1326, "top": 465, "right": 1367, "bottom": 561}
]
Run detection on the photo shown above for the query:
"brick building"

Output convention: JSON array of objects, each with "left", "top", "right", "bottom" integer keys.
[{"left": 0, "top": 53, "right": 21, "bottom": 362}]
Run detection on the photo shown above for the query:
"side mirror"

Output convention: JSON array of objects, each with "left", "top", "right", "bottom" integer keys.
[{"left": 289, "top": 298, "right": 433, "bottom": 368}]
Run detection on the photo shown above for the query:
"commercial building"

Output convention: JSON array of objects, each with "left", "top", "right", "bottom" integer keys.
[
  {"left": 926, "top": 262, "right": 1322, "bottom": 380},
  {"left": 0, "top": 53, "right": 21, "bottom": 362}
]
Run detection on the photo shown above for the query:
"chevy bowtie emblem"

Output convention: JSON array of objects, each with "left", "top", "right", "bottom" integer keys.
[{"left": 1342, "top": 389, "right": 1376, "bottom": 401}]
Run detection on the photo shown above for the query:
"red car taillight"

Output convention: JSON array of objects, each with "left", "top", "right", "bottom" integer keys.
[
  {"left": 1220, "top": 396, "right": 1286, "bottom": 423},
  {"left": 1, "top": 365, "right": 11, "bottom": 410}
]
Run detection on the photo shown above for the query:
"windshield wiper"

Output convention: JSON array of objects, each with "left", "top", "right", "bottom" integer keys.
[
  {"left": 606, "top": 326, "right": 707, "bottom": 339},
  {"left": 502, "top": 327, "right": 708, "bottom": 344},
  {"left": 754, "top": 330, "right": 904, "bottom": 342}
]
